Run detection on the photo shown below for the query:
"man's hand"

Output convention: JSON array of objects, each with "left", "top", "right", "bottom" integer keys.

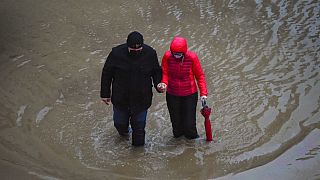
[
  {"left": 157, "top": 83, "right": 167, "bottom": 93},
  {"left": 101, "top": 98, "right": 111, "bottom": 105}
]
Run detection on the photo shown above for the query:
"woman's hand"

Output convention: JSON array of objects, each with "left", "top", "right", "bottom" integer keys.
[{"left": 200, "top": 96, "right": 207, "bottom": 106}]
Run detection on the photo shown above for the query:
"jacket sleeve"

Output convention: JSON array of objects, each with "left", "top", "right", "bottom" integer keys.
[
  {"left": 192, "top": 53, "right": 208, "bottom": 96},
  {"left": 151, "top": 50, "right": 162, "bottom": 93},
  {"left": 161, "top": 51, "right": 170, "bottom": 85},
  {"left": 100, "top": 50, "right": 114, "bottom": 98}
]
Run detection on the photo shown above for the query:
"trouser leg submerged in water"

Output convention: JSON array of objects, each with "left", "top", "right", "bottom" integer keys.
[
  {"left": 130, "top": 111, "right": 147, "bottom": 146},
  {"left": 166, "top": 92, "right": 199, "bottom": 139},
  {"left": 113, "top": 107, "right": 130, "bottom": 136},
  {"left": 166, "top": 93, "right": 183, "bottom": 138},
  {"left": 113, "top": 107, "right": 147, "bottom": 146}
]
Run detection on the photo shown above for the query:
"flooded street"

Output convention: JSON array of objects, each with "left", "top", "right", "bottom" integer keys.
[{"left": 0, "top": 0, "right": 319, "bottom": 179}]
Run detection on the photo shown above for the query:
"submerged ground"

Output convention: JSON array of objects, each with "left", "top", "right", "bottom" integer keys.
[{"left": 0, "top": 0, "right": 319, "bottom": 179}]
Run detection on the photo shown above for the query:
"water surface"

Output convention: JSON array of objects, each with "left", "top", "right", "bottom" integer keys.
[{"left": 0, "top": 0, "right": 319, "bottom": 179}]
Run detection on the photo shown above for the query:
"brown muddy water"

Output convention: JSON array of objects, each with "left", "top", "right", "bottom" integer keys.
[{"left": 0, "top": 0, "right": 319, "bottom": 179}]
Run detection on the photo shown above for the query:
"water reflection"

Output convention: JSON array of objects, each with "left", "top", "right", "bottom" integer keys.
[{"left": 0, "top": 0, "right": 319, "bottom": 179}]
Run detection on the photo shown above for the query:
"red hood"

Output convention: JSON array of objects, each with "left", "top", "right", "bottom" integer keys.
[{"left": 170, "top": 36, "right": 188, "bottom": 53}]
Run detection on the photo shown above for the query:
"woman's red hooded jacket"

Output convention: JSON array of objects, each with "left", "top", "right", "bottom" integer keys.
[{"left": 161, "top": 37, "right": 208, "bottom": 97}]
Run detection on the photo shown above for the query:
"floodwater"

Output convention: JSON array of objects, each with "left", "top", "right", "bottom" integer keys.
[{"left": 0, "top": 0, "right": 319, "bottom": 179}]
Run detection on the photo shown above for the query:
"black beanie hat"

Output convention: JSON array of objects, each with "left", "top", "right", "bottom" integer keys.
[{"left": 127, "top": 31, "right": 144, "bottom": 48}]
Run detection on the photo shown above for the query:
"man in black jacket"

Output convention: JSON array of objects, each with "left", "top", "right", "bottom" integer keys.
[{"left": 100, "top": 31, "right": 162, "bottom": 146}]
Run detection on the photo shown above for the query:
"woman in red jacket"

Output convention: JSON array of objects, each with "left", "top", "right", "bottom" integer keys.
[{"left": 158, "top": 36, "right": 208, "bottom": 139}]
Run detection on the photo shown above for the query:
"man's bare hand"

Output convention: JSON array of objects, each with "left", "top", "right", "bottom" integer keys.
[{"left": 101, "top": 98, "right": 111, "bottom": 105}]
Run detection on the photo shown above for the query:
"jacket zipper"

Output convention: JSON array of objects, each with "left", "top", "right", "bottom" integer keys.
[{"left": 178, "top": 57, "right": 184, "bottom": 95}]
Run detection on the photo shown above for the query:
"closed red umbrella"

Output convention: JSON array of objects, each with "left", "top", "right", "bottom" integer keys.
[{"left": 200, "top": 100, "right": 213, "bottom": 141}]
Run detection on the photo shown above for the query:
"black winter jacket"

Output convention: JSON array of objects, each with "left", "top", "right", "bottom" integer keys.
[{"left": 100, "top": 44, "right": 162, "bottom": 113}]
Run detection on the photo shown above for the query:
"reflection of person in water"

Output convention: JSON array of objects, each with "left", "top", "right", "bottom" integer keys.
[
  {"left": 100, "top": 31, "right": 162, "bottom": 146},
  {"left": 157, "top": 36, "right": 208, "bottom": 139}
]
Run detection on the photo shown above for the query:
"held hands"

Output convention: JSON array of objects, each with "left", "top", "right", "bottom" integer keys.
[
  {"left": 101, "top": 98, "right": 111, "bottom": 105},
  {"left": 157, "top": 83, "right": 167, "bottom": 93}
]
